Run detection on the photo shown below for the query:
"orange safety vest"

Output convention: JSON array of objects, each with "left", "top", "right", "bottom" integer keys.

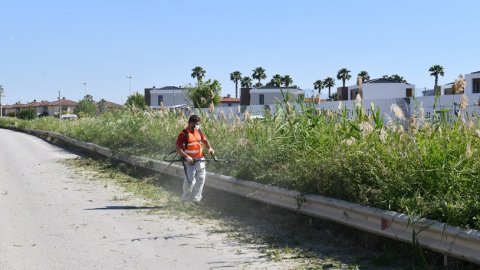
[{"left": 183, "top": 129, "right": 204, "bottom": 158}]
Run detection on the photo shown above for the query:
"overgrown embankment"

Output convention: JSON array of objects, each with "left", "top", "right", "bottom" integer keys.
[{"left": 1, "top": 97, "right": 480, "bottom": 230}]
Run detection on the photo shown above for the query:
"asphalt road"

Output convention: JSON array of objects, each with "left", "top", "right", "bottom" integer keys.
[{"left": 0, "top": 129, "right": 290, "bottom": 270}]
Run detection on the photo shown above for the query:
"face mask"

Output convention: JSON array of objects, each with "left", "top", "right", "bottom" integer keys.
[{"left": 195, "top": 124, "right": 201, "bottom": 130}]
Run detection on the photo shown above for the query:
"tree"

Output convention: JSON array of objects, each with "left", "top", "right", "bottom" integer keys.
[
  {"left": 357, "top": 71, "right": 370, "bottom": 82},
  {"left": 125, "top": 92, "right": 146, "bottom": 109},
  {"left": 337, "top": 68, "right": 351, "bottom": 87},
  {"left": 191, "top": 66, "right": 206, "bottom": 84},
  {"left": 97, "top": 99, "right": 107, "bottom": 114},
  {"left": 17, "top": 108, "right": 36, "bottom": 120},
  {"left": 269, "top": 74, "right": 282, "bottom": 87},
  {"left": 230, "top": 71, "right": 242, "bottom": 99},
  {"left": 323, "top": 77, "right": 335, "bottom": 100},
  {"left": 241, "top": 76, "right": 253, "bottom": 88},
  {"left": 382, "top": 74, "right": 407, "bottom": 83},
  {"left": 429, "top": 64, "right": 445, "bottom": 90},
  {"left": 254, "top": 82, "right": 263, "bottom": 88},
  {"left": 188, "top": 79, "right": 221, "bottom": 108},
  {"left": 282, "top": 75, "right": 293, "bottom": 87},
  {"left": 252, "top": 67, "right": 267, "bottom": 86},
  {"left": 75, "top": 94, "right": 97, "bottom": 117},
  {"left": 313, "top": 80, "right": 324, "bottom": 96}
]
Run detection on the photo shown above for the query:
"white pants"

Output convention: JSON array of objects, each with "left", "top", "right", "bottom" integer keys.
[{"left": 181, "top": 158, "right": 206, "bottom": 202}]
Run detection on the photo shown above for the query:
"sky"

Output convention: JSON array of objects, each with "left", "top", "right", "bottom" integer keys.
[{"left": 1, "top": 0, "right": 480, "bottom": 105}]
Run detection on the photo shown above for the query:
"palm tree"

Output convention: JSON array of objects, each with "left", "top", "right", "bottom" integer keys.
[
  {"left": 191, "top": 66, "right": 206, "bottom": 84},
  {"left": 429, "top": 65, "right": 445, "bottom": 90},
  {"left": 337, "top": 68, "right": 351, "bottom": 87},
  {"left": 271, "top": 74, "right": 282, "bottom": 87},
  {"left": 230, "top": 71, "right": 242, "bottom": 98},
  {"left": 252, "top": 67, "right": 267, "bottom": 86},
  {"left": 282, "top": 75, "right": 293, "bottom": 87},
  {"left": 241, "top": 76, "right": 253, "bottom": 88},
  {"left": 382, "top": 74, "right": 407, "bottom": 83},
  {"left": 313, "top": 80, "right": 324, "bottom": 96},
  {"left": 323, "top": 77, "right": 335, "bottom": 100},
  {"left": 357, "top": 71, "right": 370, "bottom": 82},
  {"left": 98, "top": 98, "right": 107, "bottom": 113}
]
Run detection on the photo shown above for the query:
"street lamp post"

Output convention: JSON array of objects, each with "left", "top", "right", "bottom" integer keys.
[
  {"left": 83, "top": 82, "right": 87, "bottom": 96},
  {"left": 126, "top": 76, "right": 133, "bottom": 95}
]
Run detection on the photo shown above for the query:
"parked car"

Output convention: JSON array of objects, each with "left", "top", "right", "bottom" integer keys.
[{"left": 60, "top": 114, "right": 78, "bottom": 120}]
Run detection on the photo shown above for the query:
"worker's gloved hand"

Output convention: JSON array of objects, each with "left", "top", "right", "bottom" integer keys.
[
  {"left": 185, "top": 156, "right": 194, "bottom": 164},
  {"left": 208, "top": 148, "right": 215, "bottom": 156}
]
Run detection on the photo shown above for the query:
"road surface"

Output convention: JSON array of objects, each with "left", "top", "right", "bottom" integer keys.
[{"left": 0, "top": 129, "right": 294, "bottom": 270}]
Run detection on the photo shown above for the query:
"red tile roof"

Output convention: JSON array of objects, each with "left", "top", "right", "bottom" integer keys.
[
  {"left": 220, "top": 97, "right": 240, "bottom": 103},
  {"left": 102, "top": 101, "right": 123, "bottom": 108},
  {"left": 49, "top": 99, "right": 78, "bottom": 106}
]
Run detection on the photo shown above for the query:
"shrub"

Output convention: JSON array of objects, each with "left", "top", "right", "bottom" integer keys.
[{"left": 17, "top": 108, "right": 36, "bottom": 120}]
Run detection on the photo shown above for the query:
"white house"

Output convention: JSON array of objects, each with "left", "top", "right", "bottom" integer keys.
[
  {"left": 346, "top": 78, "right": 415, "bottom": 101},
  {"left": 144, "top": 86, "right": 190, "bottom": 108},
  {"left": 438, "top": 71, "right": 480, "bottom": 96},
  {"left": 249, "top": 86, "right": 304, "bottom": 105},
  {"left": 2, "top": 99, "right": 78, "bottom": 117},
  {"left": 465, "top": 71, "right": 480, "bottom": 95},
  {"left": 48, "top": 99, "right": 77, "bottom": 116},
  {"left": 440, "top": 82, "right": 454, "bottom": 95}
]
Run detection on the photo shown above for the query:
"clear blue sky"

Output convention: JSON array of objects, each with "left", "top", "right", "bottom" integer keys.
[{"left": 1, "top": 0, "right": 479, "bottom": 104}]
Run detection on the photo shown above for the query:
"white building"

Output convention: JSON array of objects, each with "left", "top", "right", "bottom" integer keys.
[
  {"left": 249, "top": 86, "right": 304, "bottom": 105},
  {"left": 144, "top": 86, "right": 190, "bottom": 108},
  {"left": 440, "top": 82, "right": 454, "bottom": 95},
  {"left": 465, "top": 71, "right": 480, "bottom": 95},
  {"left": 438, "top": 71, "right": 480, "bottom": 96},
  {"left": 346, "top": 78, "right": 415, "bottom": 101}
]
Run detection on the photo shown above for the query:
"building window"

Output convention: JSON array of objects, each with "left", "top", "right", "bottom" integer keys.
[
  {"left": 406, "top": 88, "right": 413, "bottom": 97},
  {"left": 158, "top": 95, "right": 163, "bottom": 105},
  {"left": 473, "top": 79, "right": 480, "bottom": 94},
  {"left": 259, "top": 94, "right": 264, "bottom": 105}
]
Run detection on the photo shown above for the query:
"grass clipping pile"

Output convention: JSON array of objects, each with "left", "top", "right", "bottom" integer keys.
[{"left": 61, "top": 157, "right": 412, "bottom": 269}]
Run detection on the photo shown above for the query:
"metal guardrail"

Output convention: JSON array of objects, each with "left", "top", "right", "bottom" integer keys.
[{"left": 18, "top": 128, "right": 480, "bottom": 264}]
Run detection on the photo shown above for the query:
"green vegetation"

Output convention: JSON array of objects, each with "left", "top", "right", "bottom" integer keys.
[
  {"left": 323, "top": 77, "right": 335, "bottom": 100},
  {"left": 357, "top": 71, "right": 370, "bottom": 83},
  {"left": 337, "top": 68, "right": 352, "bottom": 88},
  {"left": 187, "top": 79, "right": 221, "bottom": 108},
  {"left": 381, "top": 74, "right": 407, "bottom": 83},
  {"left": 125, "top": 92, "right": 146, "bottom": 110},
  {"left": 429, "top": 64, "right": 445, "bottom": 91},
  {"left": 1, "top": 97, "right": 480, "bottom": 231},
  {"left": 74, "top": 94, "right": 97, "bottom": 117},
  {"left": 230, "top": 71, "right": 242, "bottom": 99},
  {"left": 252, "top": 66, "right": 267, "bottom": 88},
  {"left": 17, "top": 108, "right": 36, "bottom": 120},
  {"left": 191, "top": 66, "right": 206, "bottom": 84}
]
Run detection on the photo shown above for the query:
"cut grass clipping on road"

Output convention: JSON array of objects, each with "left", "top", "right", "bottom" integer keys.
[{"left": 61, "top": 157, "right": 410, "bottom": 270}]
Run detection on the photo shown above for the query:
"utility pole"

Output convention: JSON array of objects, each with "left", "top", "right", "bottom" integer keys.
[
  {"left": 58, "top": 90, "right": 62, "bottom": 117},
  {"left": 126, "top": 75, "right": 133, "bottom": 95},
  {"left": 0, "top": 85, "right": 4, "bottom": 117}
]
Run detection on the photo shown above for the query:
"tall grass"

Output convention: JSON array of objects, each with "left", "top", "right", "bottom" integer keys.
[{"left": 2, "top": 98, "right": 480, "bottom": 230}]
